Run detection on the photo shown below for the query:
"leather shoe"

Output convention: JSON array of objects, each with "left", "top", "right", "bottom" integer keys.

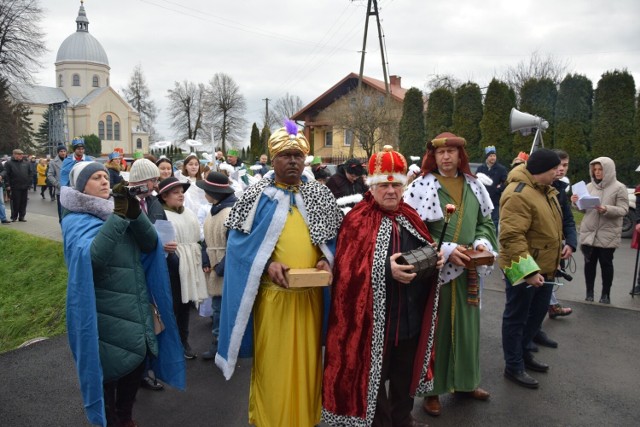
[
  {"left": 422, "top": 396, "right": 441, "bottom": 416},
  {"left": 504, "top": 369, "right": 538, "bottom": 389},
  {"left": 140, "top": 376, "right": 164, "bottom": 391},
  {"left": 524, "top": 355, "right": 549, "bottom": 373},
  {"left": 467, "top": 388, "right": 490, "bottom": 401},
  {"left": 533, "top": 331, "right": 557, "bottom": 348},
  {"left": 1, "top": 220, "right": 10, "bottom": 224}
]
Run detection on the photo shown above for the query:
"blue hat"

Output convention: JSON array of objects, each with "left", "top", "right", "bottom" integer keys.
[
  {"left": 108, "top": 152, "right": 120, "bottom": 161},
  {"left": 484, "top": 146, "right": 496, "bottom": 157},
  {"left": 72, "top": 138, "right": 85, "bottom": 147}
]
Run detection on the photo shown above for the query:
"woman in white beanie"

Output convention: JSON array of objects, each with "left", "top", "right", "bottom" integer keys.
[{"left": 60, "top": 162, "right": 184, "bottom": 427}]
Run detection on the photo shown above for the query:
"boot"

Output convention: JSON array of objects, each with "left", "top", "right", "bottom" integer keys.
[
  {"left": 201, "top": 337, "right": 218, "bottom": 360},
  {"left": 548, "top": 303, "right": 572, "bottom": 319}
]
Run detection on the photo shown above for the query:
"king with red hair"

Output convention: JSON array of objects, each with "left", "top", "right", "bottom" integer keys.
[{"left": 404, "top": 132, "right": 497, "bottom": 417}]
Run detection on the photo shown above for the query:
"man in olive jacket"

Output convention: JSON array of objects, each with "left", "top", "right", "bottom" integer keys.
[{"left": 499, "top": 149, "right": 563, "bottom": 389}]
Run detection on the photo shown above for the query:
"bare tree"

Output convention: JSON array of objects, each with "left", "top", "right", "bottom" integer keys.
[
  {"left": 0, "top": 0, "right": 47, "bottom": 85},
  {"left": 122, "top": 65, "right": 159, "bottom": 141},
  {"left": 167, "top": 80, "right": 209, "bottom": 142},
  {"left": 272, "top": 93, "right": 304, "bottom": 123},
  {"left": 324, "top": 87, "right": 401, "bottom": 158},
  {"left": 425, "top": 73, "right": 461, "bottom": 92},
  {"left": 207, "top": 73, "right": 246, "bottom": 154},
  {"left": 503, "top": 50, "right": 570, "bottom": 99}
]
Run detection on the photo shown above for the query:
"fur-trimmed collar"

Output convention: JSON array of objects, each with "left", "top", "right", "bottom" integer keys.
[{"left": 60, "top": 186, "right": 114, "bottom": 221}]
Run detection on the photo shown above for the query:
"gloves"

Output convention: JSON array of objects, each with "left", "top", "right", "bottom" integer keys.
[{"left": 112, "top": 181, "right": 142, "bottom": 219}]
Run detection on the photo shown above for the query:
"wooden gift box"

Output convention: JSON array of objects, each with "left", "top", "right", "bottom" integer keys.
[{"left": 286, "top": 268, "right": 331, "bottom": 288}]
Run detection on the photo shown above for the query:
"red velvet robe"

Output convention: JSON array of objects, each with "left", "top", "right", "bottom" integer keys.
[{"left": 322, "top": 192, "right": 440, "bottom": 426}]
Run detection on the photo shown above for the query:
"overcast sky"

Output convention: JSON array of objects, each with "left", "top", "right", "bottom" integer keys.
[{"left": 35, "top": 0, "right": 640, "bottom": 144}]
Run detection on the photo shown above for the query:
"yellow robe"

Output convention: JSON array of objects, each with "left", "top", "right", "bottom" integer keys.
[{"left": 249, "top": 206, "right": 323, "bottom": 427}]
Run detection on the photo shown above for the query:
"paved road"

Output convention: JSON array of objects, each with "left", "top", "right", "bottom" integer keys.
[{"left": 2, "top": 200, "right": 640, "bottom": 426}]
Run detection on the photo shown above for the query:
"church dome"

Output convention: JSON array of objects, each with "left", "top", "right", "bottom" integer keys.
[{"left": 55, "top": 2, "right": 109, "bottom": 66}]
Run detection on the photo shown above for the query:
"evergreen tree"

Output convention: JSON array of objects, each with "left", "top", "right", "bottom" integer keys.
[
  {"left": 513, "top": 78, "right": 558, "bottom": 155},
  {"left": 555, "top": 74, "right": 593, "bottom": 183},
  {"left": 425, "top": 87, "right": 453, "bottom": 142},
  {"left": 260, "top": 124, "right": 271, "bottom": 157},
  {"left": 35, "top": 106, "right": 51, "bottom": 151},
  {"left": 249, "top": 123, "right": 261, "bottom": 161},
  {"left": 398, "top": 87, "right": 426, "bottom": 160},
  {"left": 480, "top": 78, "right": 516, "bottom": 162},
  {"left": 452, "top": 82, "right": 483, "bottom": 162},
  {"left": 81, "top": 134, "right": 102, "bottom": 157},
  {"left": 592, "top": 70, "right": 636, "bottom": 184},
  {"left": 0, "top": 78, "right": 35, "bottom": 153}
]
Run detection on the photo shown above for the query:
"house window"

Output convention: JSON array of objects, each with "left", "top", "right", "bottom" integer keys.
[
  {"left": 92, "top": 75, "right": 99, "bottom": 87},
  {"left": 58, "top": 74, "right": 63, "bottom": 87},
  {"left": 136, "top": 138, "right": 142, "bottom": 149},
  {"left": 106, "top": 115, "right": 113, "bottom": 140},
  {"left": 98, "top": 121, "right": 105, "bottom": 140},
  {"left": 72, "top": 74, "right": 80, "bottom": 86},
  {"left": 344, "top": 129, "right": 353, "bottom": 147},
  {"left": 325, "top": 131, "right": 333, "bottom": 147},
  {"left": 114, "top": 122, "right": 120, "bottom": 140}
]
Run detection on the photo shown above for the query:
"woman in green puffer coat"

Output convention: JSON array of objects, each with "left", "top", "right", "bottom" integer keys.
[{"left": 61, "top": 162, "right": 184, "bottom": 427}]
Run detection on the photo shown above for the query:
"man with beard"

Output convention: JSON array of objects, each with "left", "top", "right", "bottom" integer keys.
[{"left": 404, "top": 132, "right": 497, "bottom": 416}]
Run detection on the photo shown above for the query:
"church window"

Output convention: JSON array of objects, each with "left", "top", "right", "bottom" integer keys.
[
  {"left": 106, "top": 115, "right": 113, "bottom": 140},
  {"left": 92, "top": 75, "right": 99, "bottom": 87},
  {"left": 58, "top": 74, "right": 63, "bottom": 87},
  {"left": 114, "top": 122, "right": 120, "bottom": 140},
  {"left": 72, "top": 74, "right": 80, "bottom": 86},
  {"left": 98, "top": 121, "right": 105, "bottom": 140},
  {"left": 136, "top": 138, "right": 142, "bottom": 149}
]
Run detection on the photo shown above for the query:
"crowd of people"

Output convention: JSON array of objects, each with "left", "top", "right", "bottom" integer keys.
[{"left": 2, "top": 122, "right": 635, "bottom": 426}]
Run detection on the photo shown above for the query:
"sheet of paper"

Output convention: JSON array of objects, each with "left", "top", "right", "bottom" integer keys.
[
  {"left": 571, "top": 181, "right": 589, "bottom": 197},
  {"left": 571, "top": 181, "right": 600, "bottom": 209},
  {"left": 154, "top": 219, "right": 176, "bottom": 245}
]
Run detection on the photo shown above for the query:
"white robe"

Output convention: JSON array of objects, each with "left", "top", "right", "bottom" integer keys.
[{"left": 165, "top": 208, "right": 208, "bottom": 304}]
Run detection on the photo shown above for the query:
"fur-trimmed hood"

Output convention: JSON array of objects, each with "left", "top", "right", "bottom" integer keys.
[{"left": 60, "top": 186, "right": 114, "bottom": 221}]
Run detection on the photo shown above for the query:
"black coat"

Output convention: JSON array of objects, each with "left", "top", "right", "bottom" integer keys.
[
  {"left": 552, "top": 179, "right": 578, "bottom": 251},
  {"left": 476, "top": 161, "right": 508, "bottom": 205},
  {"left": 326, "top": 166, "right": 368, "bottom": 200},
  {"left": 3, "top": 158, "right": 33, "bottom": 190}
]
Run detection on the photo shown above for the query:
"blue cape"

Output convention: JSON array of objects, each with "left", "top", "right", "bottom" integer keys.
[
  {"left": 215, "top": 188, "right": 335, "bottom": 380},
  {"left": 63, "top": 212, "right": 185, "bottom": 426}
]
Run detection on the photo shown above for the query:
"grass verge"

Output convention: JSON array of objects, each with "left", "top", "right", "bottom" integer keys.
[{"left": 0, "top": 227, "right": 68, "bottom": 353}]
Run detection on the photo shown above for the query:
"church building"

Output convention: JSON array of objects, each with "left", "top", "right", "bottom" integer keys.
[{"left": 14, "top": 1, "right": 149, "bottom": 156}]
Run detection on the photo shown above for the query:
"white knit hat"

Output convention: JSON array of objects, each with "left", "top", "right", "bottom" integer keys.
[{"left": 129, "top": 158, "right": 159, "bottom": 183}]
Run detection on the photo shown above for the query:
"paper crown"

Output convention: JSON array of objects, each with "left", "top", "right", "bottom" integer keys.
[
  {"left": 72, "top": 137, "right": 85, "bottom": 147},
  {"left": 227, "top": 149, "right": 239, "bottom": 157},
  {"left": 366, "top": 145, "right": 408, "bottom": 186},
  {"left": 484, "top": 145, "right": 497, "bottom": 155}
]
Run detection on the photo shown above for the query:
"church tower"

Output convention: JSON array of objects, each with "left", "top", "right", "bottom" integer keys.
[{"left": 55, "top": 1, "right": 110, "bottom": 102}]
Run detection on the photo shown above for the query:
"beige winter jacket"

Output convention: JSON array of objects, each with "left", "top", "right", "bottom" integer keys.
[{"left": 577, "top": 157, "right": 629, "bottom": 248}]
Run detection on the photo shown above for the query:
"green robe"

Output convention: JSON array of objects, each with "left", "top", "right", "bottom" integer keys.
[{"left": 426, "top": 178, "right": 497, "bottom": 395}]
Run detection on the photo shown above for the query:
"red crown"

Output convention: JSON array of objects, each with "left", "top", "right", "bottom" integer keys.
[{"left": 366, "top": 145, "right": 408, "bottom": 186}]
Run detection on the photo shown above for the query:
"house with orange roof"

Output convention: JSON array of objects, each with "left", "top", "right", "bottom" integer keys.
[{"left": 291, "top": 73, "right": 406, "bottom": 163}]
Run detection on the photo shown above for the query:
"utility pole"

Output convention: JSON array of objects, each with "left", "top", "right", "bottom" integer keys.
[
  {"left": 357, "top": 0, "right": 389, "bottom": 95},
  {"left": 262, "top": 97, "right": 270, "bottom": 155}
]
